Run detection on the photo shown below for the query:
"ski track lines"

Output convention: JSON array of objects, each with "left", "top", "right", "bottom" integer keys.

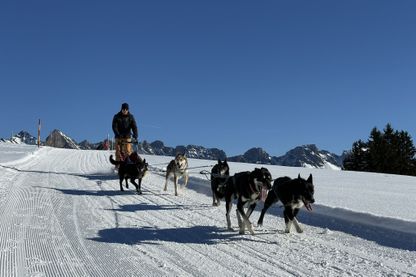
[
  {"left": 45, "top": 150, "right": 158, "bottom": 277},
  {"left": 131, "top": 186, "right": 298, "bottom": 276},
  {"left": 0, "top": 148, "right": 415, "bottom": 277},
  {"left": 138, "top": 168, "right": 415, "bottom": 276}
]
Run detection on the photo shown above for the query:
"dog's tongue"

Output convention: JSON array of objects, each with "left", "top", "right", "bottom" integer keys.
[
  {"left": 260, "top": 188, "right": 268, "bottom": 202},
  {"left": 304, "top": 202, "right": 313, "bottom": 211}
]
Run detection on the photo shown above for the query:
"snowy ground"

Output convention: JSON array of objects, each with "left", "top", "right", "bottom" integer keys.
[{"left": 0, "top": 143, "right": 415, "bottom": 276}]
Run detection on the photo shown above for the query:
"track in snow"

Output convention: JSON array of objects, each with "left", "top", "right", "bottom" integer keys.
[{"left": 0, "top": 147, "right": 415, "bottom": 276}]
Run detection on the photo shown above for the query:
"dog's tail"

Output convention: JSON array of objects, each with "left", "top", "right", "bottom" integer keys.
[{"left": 109, "top": 155, "right": 122, "bottom": 165}]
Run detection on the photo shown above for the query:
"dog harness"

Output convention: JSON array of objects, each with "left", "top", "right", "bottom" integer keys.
[
  {"left": 215, "top": 175, "right": 234, "bottom": 193},
  {"left": 249, "top": 180, "right": 261, "bottom": 195}
]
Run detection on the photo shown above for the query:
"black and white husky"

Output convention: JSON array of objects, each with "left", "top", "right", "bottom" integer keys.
[
  {"left": 164, "top": 153, "right": 189, "bottom": 196},
  {"left": 211, "top": 159, "right": 230, "bottom": 206},
  {"left": 257, "top": 174, "right": 315, "bottom": 233},
  {"left": 223, "top": 167, "right": 273, "bottom": 235}
]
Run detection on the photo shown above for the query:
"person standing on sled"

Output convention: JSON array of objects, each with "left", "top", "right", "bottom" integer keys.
[{"left": 112, "top": 103, "right": 138, "bottom": 164}]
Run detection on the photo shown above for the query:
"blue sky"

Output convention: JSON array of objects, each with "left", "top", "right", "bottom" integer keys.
[{"left": 1, "top": 0, "right": 415, "bottom": 156}]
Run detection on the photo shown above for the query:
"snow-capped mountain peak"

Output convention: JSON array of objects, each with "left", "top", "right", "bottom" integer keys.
[
  {"left": 45, "top": 129, "right": 80, "bottom": 149},
  {"left": 6, "top": 131, "right": 38, "bottom": 145},
  {"left": 273, "top": 144, "right": 342, "bottom": 170}
]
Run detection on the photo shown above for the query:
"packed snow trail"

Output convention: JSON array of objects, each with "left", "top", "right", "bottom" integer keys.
[{"left": 0, "top": 147, "right": 415, "bottom": 276}]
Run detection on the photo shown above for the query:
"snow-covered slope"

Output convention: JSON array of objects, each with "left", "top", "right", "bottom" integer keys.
[
  {"left": 0, "top": 144, "right": 415, "bottom": 276},
  {"left": 0, "top": 142, "right": 38, "bottom": 163}
]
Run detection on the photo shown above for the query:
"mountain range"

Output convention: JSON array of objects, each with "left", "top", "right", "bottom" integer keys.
[{"left": 2, "top": 130, "right": 346, "bottom": 169}]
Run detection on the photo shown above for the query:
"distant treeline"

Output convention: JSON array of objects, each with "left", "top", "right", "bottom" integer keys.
[{"left": 343, "top": 123, "right": 416, "bottom": 176}]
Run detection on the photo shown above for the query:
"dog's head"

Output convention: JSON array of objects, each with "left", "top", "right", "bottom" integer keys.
[
  {"left": 213, "top": 159, "right": 230, "bottom": 176},
  {"left": 136, "top": 159, "right": 149, "bottom": 178},
  {"left": 129, "top": 152, "right": 143, "bottom": 163},
  {"left": 174, "top": 153, "right": 188, "bottom": 170},
  {"left": 252, "top": 167, "right": 273, "bottom": 190},
  {"left": 298, "top": 174, "right": 315, "bottom": 211}
]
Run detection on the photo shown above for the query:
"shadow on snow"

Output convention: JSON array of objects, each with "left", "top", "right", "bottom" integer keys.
[
  {"left": 261, "top": 203, "right": 416, "bottom": 252},
  {"left": 38, "top": 187, "right": 131, "bottom": 197},
  {"left": 90, "top": 225, "right": 249, "bottom": 245},
  {"left": 108, "top": 202, "right": 212, "bottom": 213},
  {"left": 0, "top": 165, "right": 118, "bottom": 180}
]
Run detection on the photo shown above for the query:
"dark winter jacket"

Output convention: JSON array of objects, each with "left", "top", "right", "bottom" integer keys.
[{"left": 112, "top": 111, "right": 138, "bottom": 139}]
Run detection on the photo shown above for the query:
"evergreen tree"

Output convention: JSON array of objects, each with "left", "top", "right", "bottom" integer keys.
[
  {"left": 343, "top": 140, "right": 369, "bottom": 171},
  {"left": 367, "top": 127, "right": 385, "bottom": 172},
  {"left": 396, "top": 130, "right": 416, "bottom": 175},
  {"left": 344, "top": 123, "right": 416, "bottom": 176}
]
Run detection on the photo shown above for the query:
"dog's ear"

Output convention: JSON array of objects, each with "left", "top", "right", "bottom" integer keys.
[
  {"left": 298, "top": 173, "right": 301, "bottom": 179},
  {"left": 307, "top": 174, "right": 313, "bottom": 183},
  {"left": 218, "top": 159, "right": 221, "bottom": 164}
]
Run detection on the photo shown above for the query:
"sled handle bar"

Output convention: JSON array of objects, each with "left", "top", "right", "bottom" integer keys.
[{"left": 117, "top": 141, "right": 138, "bottom": 145}]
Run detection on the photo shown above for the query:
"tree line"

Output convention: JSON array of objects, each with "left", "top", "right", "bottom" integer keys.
[{"left": 343, "top": 123, "right": 416, "bottom": 176}]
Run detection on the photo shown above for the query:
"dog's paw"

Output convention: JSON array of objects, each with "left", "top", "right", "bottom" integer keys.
[
  {"left": 295, "top": 226, "right": 304, "bottom": 233},
  {"left": 293, "top": 219, "right": 303, "bottom": 233},
  {"left": 247, "top": 224, "right": 255, "bottom": 235},
  {"left": 137, "top": 190, "right": 143, "bottom": 195}
]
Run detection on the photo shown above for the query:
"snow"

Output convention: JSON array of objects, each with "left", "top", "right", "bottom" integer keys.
[
  {"left": 303, "top": 161, "right": 341, "bottom": 171},
  {"left": 0, "top": 143, "right": 38, "bottom": 164},
  {"left": 58, "top": 130, "right": 80, "bottom": 150},
  {"left": 322, "top": 161, "right": 341, "bottom": 170},
  {"left": 0, "top": 143, "right": 415, "bottom": 276}
]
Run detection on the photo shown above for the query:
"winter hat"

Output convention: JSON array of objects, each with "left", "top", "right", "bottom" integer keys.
[{"left": 121, "top": 103, "right": 129, "bottom": 110}]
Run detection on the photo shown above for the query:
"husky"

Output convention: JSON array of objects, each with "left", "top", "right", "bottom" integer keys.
[
  {"left": 164, "top": 153, "right": 189, "bottom": 196},
  {"left": 223, "top": 167, "right": 272, "bottom": 235},
  {"left": 211, "top": 159, "right": 230, "bottom": 206},
  {"left": 257, "top": 174, "right": 315, "bottom": 233},
  {"left": 109, "top": 154, "right": 148, "bottom": 195}
]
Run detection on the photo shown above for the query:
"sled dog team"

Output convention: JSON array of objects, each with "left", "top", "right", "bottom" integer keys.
[{"left": 109, "top": 153, "right": 315, "bottom": 235}]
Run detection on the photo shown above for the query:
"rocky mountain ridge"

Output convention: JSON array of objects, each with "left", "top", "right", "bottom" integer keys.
[{"left": 1, "top": 130, "right": 345, "bottom": 169}]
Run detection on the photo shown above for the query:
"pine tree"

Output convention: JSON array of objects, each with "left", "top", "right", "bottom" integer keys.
[
  {"left": 396, "top": 130, "right": 416, "bottom": 175},
  {"left": 367, "top": 127, "right": 385, "bottom": 172},
  {"left": 343, "top": 140, "right": 369, "bottom": 171},
  {"left": 344, "top": 123, "right": 416, "bottom": 176}
]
